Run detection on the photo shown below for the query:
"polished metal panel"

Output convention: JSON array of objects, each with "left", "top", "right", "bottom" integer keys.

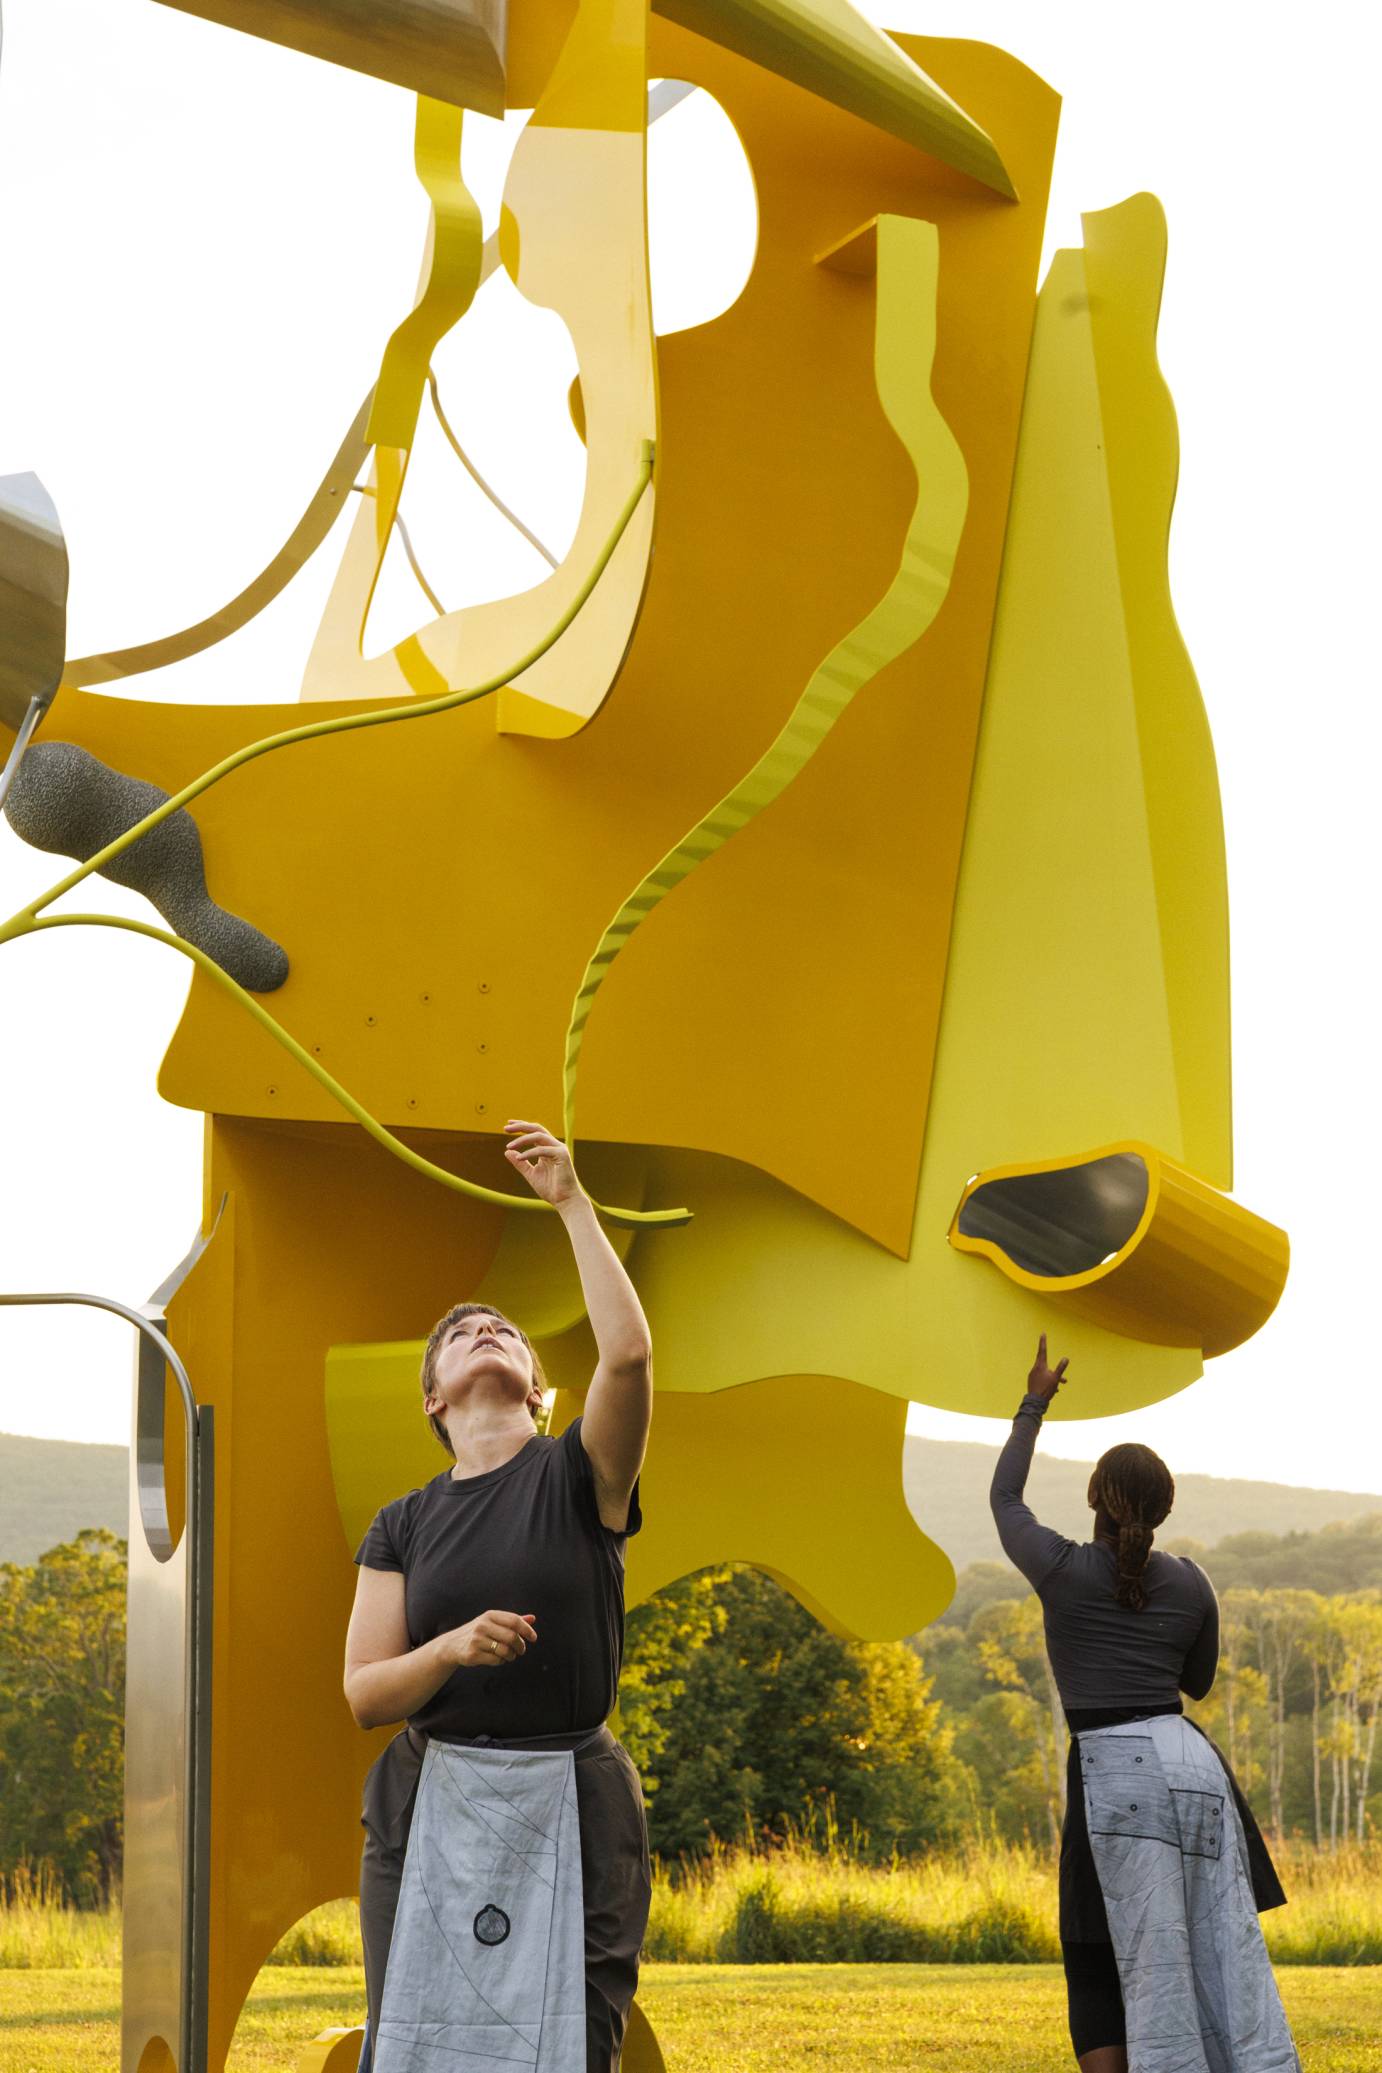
[
  {"left": 154, "top": 0, "right": 508, "bottom": 117},
  {"left": 0, "top": 471, "right": 68, "bottom": 731},
  {"left": 0, "top": 1279, "right": 213, "bottom": 2072},
  {"left": 955, "top": 1152, "right": 1150, "bottom": 1279},
  {"left": 0, "top": 692, "right": 47, "bottom": 817}
]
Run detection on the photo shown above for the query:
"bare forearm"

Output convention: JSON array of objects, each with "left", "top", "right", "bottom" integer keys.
[
  {"left": 562, "top": 1195, "right": 652, "bottom": 1506},
  {"left": 560, "top": 1196, "right": 652, "bottom": 1367},
  {"left": 345, "top": 1634, "right": 456, "bottom": 1730}
]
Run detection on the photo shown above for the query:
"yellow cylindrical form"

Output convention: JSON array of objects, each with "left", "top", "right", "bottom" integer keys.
[{"left": 949, "top": 1142, "right": 1289, "bottom": 1358}]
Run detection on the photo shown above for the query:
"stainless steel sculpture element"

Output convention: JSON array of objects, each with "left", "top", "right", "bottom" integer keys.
[
  {"left": 0, "top": 1218, "right": 217, "bottom": 2073},
  {"left": 0, "top": 471, "right": 69, "bottom": 814},
  {"left": 155, "top": 0, "right": 509, "bottom": 117},
  {"left": 955, "top": 1152, "right": 1151, "bottom": 1278}
]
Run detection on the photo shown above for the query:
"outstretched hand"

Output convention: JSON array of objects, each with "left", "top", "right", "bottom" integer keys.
[
  {"left": 504, "top": 1120, "right": 584, "bottom": 1209},
  {"left": 1027, "top": 1332, "right": 1069, "bottom": 1405}
]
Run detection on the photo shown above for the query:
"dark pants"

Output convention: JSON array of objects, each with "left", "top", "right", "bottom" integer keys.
[
  {"left": 1062, "top": 1939, "right": 1125, "bottom": 2058},
  {"left": 359, "top": 1724, "right": 651, "bottom": 2073}
]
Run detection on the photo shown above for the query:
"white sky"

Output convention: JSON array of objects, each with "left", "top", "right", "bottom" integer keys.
[{"left": 0, "top": 0, "right": 1377, "bottom": 1490}]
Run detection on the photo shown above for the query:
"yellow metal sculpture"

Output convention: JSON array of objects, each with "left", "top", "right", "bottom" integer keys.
[{"left": 0, "top": 1, "right": 1290, "bottom": 2067}]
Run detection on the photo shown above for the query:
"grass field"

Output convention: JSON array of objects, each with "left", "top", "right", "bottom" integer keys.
[
  {"left": 8, "top": 1841, "right": 1382, "bottom": 1971},
  {"left": 2, "top": 1964, "right": 1380, "bottom": 2071}
]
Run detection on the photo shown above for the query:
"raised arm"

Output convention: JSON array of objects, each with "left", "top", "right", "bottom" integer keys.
[
  {"left": 505, "top": 1121, "right": 653, "bottom": 1531},
  {"left": 990, "top": 1334, "right": 1074, "bottom": 1590}
]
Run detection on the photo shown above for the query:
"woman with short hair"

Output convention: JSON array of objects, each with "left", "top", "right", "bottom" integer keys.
[
  {"left": 992, "top": 1336, "right": 1299, "bottom": 2073},
  {"left": 344, "top": 1121, "right": 653, "bottom": 2073}
]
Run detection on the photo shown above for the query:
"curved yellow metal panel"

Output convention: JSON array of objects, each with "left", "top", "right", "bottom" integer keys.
[
  {"left": 576, "top": 1142, "right": 1204, "bottom": 1418},
  {"left": 1081, "top": 196, "right": 1232, "bottom": 1189},
  {"left": 295, "top": 2026, "right": 367, "bottom": 2073},
  {"left": 562, "top": 209, "right": 968, "bottom": 1152},
  {"left": 949, "top": 1142, "right": 1289, "bottom": 1359}
]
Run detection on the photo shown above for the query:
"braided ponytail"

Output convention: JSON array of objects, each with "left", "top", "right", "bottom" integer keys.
[{"left": 1087, "top": 1444, "right": 1174, "bottom": 1612}]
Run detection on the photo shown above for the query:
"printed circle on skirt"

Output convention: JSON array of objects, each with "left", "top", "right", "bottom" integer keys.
[{"left": 474, "top": 1905, "right": 511, "bottom": 1946}]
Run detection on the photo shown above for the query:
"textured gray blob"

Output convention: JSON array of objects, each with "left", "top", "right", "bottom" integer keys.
[{"left": 4, "top": 741, "right": 290, "bottom": 993}]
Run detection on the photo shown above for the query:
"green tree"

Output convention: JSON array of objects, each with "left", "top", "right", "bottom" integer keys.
[
  {"left": 0, "top": 1528, "right": 126, "bottom": 1903},
  {"left": 969, "top": 1596, "right": 1065, "bottom": 1848},
  {"left": 621, "top": 1566, "right": 967, "bottom": 1861},
  {"left": 617, "top": 1566, "right": 731, "bottom": 1799}
]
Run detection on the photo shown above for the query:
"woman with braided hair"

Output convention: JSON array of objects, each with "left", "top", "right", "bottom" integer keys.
[{"left": 991, "top": 1337, "right": 1299, "bottom": 2072}]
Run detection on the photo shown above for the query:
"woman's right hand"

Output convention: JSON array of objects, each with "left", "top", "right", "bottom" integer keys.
[{"left": 447, "top": 1611, "right": 538, "bottom": 1667}]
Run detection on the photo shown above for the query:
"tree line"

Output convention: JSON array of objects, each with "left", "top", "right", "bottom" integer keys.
[
  {"left": 3, "top": 1517, "right": 1380, "bottom": 1900},
  {"left": 920, "top": 1583, "right": 1382, "bottom": 1854}
]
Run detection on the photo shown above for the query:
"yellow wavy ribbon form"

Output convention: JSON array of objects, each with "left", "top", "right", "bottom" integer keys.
[
  {"left": 346, "top": 97, "right": 485, "bottom": 697},
  {"left": 368, "top": 100, "right": 483, "bottom": 453},
  {"left": 562, "top": 214, "right": 969, "bottom": 1152}
]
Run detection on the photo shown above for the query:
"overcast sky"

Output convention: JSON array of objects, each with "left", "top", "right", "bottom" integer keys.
[{"left": 0, "top": 1, "right": 1376, "bottom": 1493}]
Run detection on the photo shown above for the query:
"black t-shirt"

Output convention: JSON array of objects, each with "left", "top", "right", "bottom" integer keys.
[{"left": 353, "top": 1417, "right": 640, "bottom": 1740}]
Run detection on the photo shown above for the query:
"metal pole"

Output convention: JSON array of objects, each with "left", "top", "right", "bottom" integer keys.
[{"left": 0, "top": 1288, "right": 211, "bottom": 2071}]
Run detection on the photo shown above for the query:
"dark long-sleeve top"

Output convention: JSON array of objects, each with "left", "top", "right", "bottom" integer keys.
[{"left": 990, "top": 1393, "right": 1219, "bottom": 1714}]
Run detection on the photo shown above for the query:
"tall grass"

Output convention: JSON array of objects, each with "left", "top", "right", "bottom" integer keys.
[
  {"left": 5, "top": 1840, "right": 1381, "bottom": 1969},
  {"left": 265, "top": 1899, "right": 363, "bottom": 1967},
  {"left": 646, "top": 1833, "right": 1382, "bottom": 1966},
  {"left": 0, "top": 1863, "right": 121, "bottom": 1969},
  {"left": 1264, "top": 1845, "right": 1382, "bottom": 1965},
  {"left": 647, "top": 1830, "right": 1060, "bottom": 1964}
]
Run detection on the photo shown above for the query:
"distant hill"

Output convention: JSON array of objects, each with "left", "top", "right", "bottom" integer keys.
[
  {"left": 1163, "top": 1514, "right": 1382, "bottom": 1597},
  {"left": 902, "top": 1435, "right": 1382, "bottom": 1576},
  {"left": 6, "top": 1426, "right": 1382, "bottom": 1581},
  {"left": 1, "top": 1433, "right": 127, "bottom": 1565},
  {"left": 933, "top": 1514, "right": 1382, "bottom": 1632}
]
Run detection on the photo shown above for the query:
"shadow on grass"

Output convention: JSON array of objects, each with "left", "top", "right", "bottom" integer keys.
[
  {"left": 0, "top": 2002, "right": 119, "bottom": 2030},
  {"left": 243, "top": 1986, "right": 366, "bottom": 2017}
]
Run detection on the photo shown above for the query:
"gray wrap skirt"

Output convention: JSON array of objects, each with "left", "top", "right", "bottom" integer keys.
[{"left": 360, "top": 1724, "right": 650, "bottom": 2073}]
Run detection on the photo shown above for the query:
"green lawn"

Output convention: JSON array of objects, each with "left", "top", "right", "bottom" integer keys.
[{"left": 2, "top": 1964, "right": 1379, "bottom": 2071}]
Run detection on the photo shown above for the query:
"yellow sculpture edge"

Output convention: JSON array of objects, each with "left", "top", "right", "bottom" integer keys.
[
  {"left": 1081, "top": 194, "right": 1233, "bottom": 1190},
  {"left": 948, "top": 1140, "right": 1289, "bottom": 1358},
  {"left": 561, "top": 211, "right": 968, "bottom": 1153}
]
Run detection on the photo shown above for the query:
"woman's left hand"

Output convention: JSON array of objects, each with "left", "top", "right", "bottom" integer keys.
[
  {"left": 1027, "top": 1332, "right": 1070, "bottom": 1404},
  {"left": 504, "top": 1120, "right": 584, "bottom": 1209}
]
